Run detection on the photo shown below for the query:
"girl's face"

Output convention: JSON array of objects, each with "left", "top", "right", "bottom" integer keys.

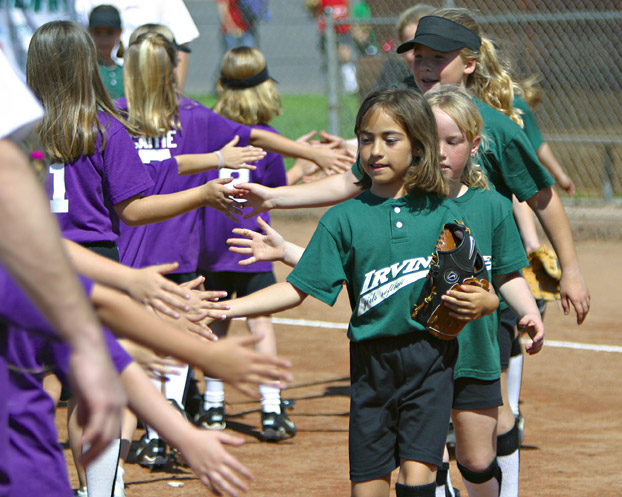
[
  {"left": 89, "top": 27, "right": 121, "bottom": 60},
  {"left": 358, "top": 108, "right": 414, "bottom": 199},
  {"left": 412, "top": 44, "right": 476, "bottom": 94},
  {"left": 433, "top": 107, "right": 480, "bottom": 191}
]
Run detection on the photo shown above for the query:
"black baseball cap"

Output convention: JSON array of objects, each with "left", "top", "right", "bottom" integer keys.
[
  {"left": 88, "top": 5, "right": 122, "bottom": 30},
  {"left": 396, "top": 16, "right": 481, "bottom": 54}
]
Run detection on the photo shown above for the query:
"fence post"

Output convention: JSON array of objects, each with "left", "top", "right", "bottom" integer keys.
[
  {"left": 324, "top": 8, "right": 340, "bottom": 136},
  {"left": 603, "top": 144, "right": 614, "bottom": 204}
]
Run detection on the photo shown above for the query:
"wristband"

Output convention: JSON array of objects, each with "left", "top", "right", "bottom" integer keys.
[{"left": 215, "top": 150, "right": 225, "bottom": 169}]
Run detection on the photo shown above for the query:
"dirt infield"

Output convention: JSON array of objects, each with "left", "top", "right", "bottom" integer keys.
[{"left": 59, "top": 208, "right": 622, "bottom": 497}]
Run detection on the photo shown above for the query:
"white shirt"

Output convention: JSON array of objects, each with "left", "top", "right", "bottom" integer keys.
[
  {"left": 0, "top": 50, "right": 43, "bottom": 141},
  {"left": 74, "top": 0, "right": 200, "bottom": 47}
]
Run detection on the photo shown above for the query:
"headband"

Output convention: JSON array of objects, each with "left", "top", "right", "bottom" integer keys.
[
  {"left": 397, "top": 16, "right": 481, "bottom": 54},
  {"left": 219, "top": 66, "right": 277, "bottom": 89}
]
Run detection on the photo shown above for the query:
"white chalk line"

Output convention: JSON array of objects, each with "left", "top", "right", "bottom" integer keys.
[{"left": 268, "top": 317, "right": 622, "bottom": 354}]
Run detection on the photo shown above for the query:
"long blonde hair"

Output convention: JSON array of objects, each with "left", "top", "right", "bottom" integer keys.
[
  {"left": 434, "top": 8, "right": 524, "bottom": 127},
  {"left": 26, "top": 21, "right": 127, "bottom": 163},
  {"left": 123, "top": 31, "right": 180, "bottom": 137},
  {"left": 426, "top": 86, "right": 489, "bottom": 190},
  {"left": 354, "top": 87, "right": 448, "bottom": 196},
  {"left": 213, "top": 46, "right": 282, "bottom": 126}
]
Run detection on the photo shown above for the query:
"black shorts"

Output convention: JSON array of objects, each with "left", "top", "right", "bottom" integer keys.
[
  {"left": 164, "top": 271, "right": 199, "bottom": 285},
  {"left": 497, "top": 307, "right": 518, "bottom": 370},
  {"left": 80, "top": 241, "right": 119, "bottom": 262},
  {"left": 452, "top": 377, "right": 502, "bottom": 411},
  {"left": 200, "top": 271, "right": 276, "bottom": 300},
  {"left": 348, "top": 332, "right": 458, "bottom": 482}
]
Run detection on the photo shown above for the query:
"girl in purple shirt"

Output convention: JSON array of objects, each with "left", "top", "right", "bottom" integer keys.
[
  {"left": 198, "top": 46, "right": 294, "bottom": 442},
  {"left": 26, "top": 21, "right": 226, "bottom": 261}
]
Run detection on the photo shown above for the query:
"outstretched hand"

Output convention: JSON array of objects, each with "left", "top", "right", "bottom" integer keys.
[
  {"left": 230, "top": 182, "right": 274, "bottom": 219},
  {"left": 199, "top": 334, "right": 293, "bottom": 399},
  {"left": 220, "top": 135, "right": 265, "bottom": 170},
  {"left": 179, "top": 428, "right": 253, "bottom": 497},
  {"left": 126, "top": 262, "right": 194, "bottom": 318},
  {"left": 203, "top": 177, "right": 245, "bottom": 221},
  {"left": 227, "top": 217, "right": 286, "bottom": 265}
]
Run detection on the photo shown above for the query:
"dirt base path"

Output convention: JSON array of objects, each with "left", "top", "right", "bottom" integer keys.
[{"left": 59, "top": 209, "right": 622, "bottom": 497}]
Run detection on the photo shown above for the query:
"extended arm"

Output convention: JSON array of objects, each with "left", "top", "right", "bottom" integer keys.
[
  {"left": 64, "top": 239, "right": 194, "bottom": 317},
  {"left": 90, "top": 283, "right": 292, "bottom": 398},
  {"left": 537, "top": 142, "right": 576, "bottom": 195},
  {"left": 512, "top": 196, "right": 541, "bottom": 254},
  {"left": 116, "top": 177, "right": 244, "bottom": 224},
  {"left": 526, "top": 186, "right": 590, "bottom": 323},
  {"left": 217, "top": 281, "right": 308, "bottom": 319},
  {"left": 236, "top": 167, "right": 361, "bottom": 218},
  {"left": 122, "top": 362, "right": 252, "bottom": 496},
  {"left": 249, "top": 128, "right": 353, "bottom": 175},
  {"left": 495, "top": 271, "right": 544, "bottom": 354},
  {"left": 176, "top": 135, "right": 265, "bottom": 175}
]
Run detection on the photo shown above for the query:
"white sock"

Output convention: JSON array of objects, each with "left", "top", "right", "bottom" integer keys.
[
  {"left": 145, "top": 425, "right": 160, "bottom": 441},
  {"left": 164, "top": 364, "right": 189, "bottom": 408},
  {"left": 507, "top": 352, "right": 523, "bottom": 417},
  {"left": 86, "top": 438, "right": 120, "bottom": 497},
  {"left": 260, "top": 384, "right": 281, "bottom": 414},
  {"left": 436, "top": 461, "right": 450, "bottom": 497},
  {"left": 203, "top": 377, "right": 225, "bottom": 409},
  {"left": 498, "top": 450, "right": 519, "bottom": 497},
  {"left": 446, "top": 468, "right": 456, "bottom": 497}
]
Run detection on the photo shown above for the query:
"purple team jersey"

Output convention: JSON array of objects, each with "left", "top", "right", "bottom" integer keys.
[
  {"left": 116, "top": 96, "right": 252, "bottom": 273},
  {"left": 198, "top": 123, "right": 287, "bottom": 273},
  {"left": 0, "top": 267, "right": 132, "bottom": 497},
  {"left": 47, "top": 111, "right": 154, "bottom": 244}
]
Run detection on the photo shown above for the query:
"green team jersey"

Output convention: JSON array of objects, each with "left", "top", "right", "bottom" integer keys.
[
  {"left": 451, "top": 187, "right": 528, "bottom": 380},
  {"left": 514, "top": 95, "right": 544, "bottom": 152},
  {"left": 474, "top": 97, "right": 554, "bottom": 202},
  {"left": 287, "top": 189, "right": 464, "bottom": 342}
]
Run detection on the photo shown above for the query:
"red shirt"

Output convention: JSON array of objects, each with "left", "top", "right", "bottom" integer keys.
[{"left": 317, "top": 0, "right": 349, "bottom": 35}]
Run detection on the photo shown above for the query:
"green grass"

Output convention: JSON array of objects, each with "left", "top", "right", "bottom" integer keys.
[{"left": 189, "top": 93, "right": 360, "bottom": 169}]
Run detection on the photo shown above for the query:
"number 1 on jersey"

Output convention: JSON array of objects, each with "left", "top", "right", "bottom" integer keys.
[{"left": 49, "top": 163, "right": 69, "bottom": 213}]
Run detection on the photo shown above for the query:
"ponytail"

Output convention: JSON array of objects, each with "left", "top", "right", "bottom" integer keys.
[{"left": 124, "top": 32, "right": 180, "bottom": 137}]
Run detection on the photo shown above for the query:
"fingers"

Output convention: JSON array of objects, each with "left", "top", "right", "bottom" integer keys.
[
  {"left": 256, "top": 216, "right": 270, "bottom": 231},
  {"left": 296, "top": 129, "right": 317, "bottom": 143},
  {"left": 180, "top": 275, "right": 205, "bottom": 290},
  {"left": 518, "top": 316, "right": 544, "bottom": 355},
  {"left": 149, "top": 298, "right": 182, "bottom": 319},
  {"left": 200, "top": 290, "right": 228, "bottom": 301},
  {"left": 153, "top": 261, "right": 180, "bottom": 276}
]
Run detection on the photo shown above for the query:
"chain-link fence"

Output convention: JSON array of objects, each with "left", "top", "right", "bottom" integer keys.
[
  {"left": 319, "top": 0, "right": 622, "bottom": 204},
  {"left": 185, "top": 1, "right": 621, "bottom": 204}
]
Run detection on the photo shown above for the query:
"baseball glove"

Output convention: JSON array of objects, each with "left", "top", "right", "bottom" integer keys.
[
  {"left": 522, "top": 245, "right": 561, "bottom": 301},
  {"left": 412, "top": 222, "right": 490, "bottom": 340}
]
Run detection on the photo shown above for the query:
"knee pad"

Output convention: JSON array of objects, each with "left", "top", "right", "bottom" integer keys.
[
  {"left": 395, "top": 481, "right": 436, "bottom": 497},
  {"left": 435, "top": 461, "right": 450, "bottom": 486},
  {"left": 457, "top": 457, "right": 502, "bottom": 486},
  {"left": 497, "top": 421, "right": 520, "bottom": 456}
]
